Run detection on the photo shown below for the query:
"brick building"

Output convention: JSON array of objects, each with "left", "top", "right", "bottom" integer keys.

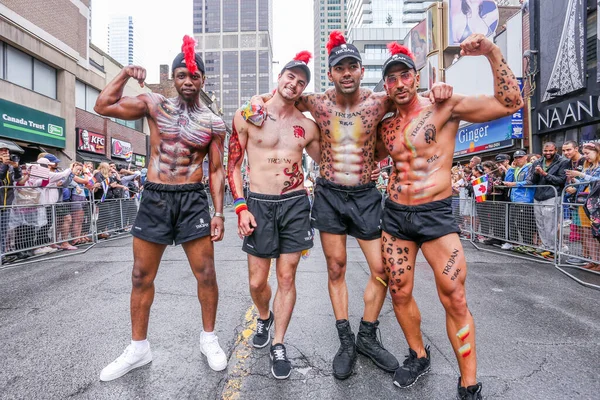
[{"left": 0, "top": 0, "right": 150, "bottom": 167}]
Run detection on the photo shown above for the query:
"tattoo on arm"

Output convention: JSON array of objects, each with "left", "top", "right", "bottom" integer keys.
[
  {"left": 494, "top": 58, "right": 522, "bottom": 109},
  {"left": 227, "top": 121, "right": 244, "bottom": 199}
]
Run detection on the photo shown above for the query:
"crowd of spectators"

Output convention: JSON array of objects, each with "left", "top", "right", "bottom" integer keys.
[
  {"left": 451, "top": 142, "right": 600, "bottom": 269},
  {"left": 0, "top": 145, "right": 145, "bottom": 263}
]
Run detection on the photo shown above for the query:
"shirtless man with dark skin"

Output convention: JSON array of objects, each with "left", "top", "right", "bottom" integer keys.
[
  {"left": 95, "top": 37, "right": 228, "bottom": 381},
  {"left": 228, "top": 52, "right": 321, "bottom": 380},
  {"left": 376, "top": 34, "right": 523, "bottom": 399},
  {"left": 252, "top": 31, "right": 453, "bottom": 379}
]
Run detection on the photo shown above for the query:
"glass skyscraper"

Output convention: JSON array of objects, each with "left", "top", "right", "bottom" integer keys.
[
  {"left": 193, "top": 0, "right": 273, "bottom": 125},
  {"left": 313, "top": 0, "right": 346, "bottom": 93},
  {"left": 107, "top": 16, "right": 141, "bottom": 66}
]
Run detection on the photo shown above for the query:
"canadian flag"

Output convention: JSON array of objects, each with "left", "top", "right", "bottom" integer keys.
[{"left": 472, "top": 175, "right": 488, "bottom": 203}]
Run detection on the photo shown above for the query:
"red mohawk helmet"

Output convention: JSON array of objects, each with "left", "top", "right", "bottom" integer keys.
[
  {"left": 382, "top": 41, "right": 416, "bottom": 77},
  {"left": 171, "top": 35, "right": 205, "bottom": 76},
  {"left": 387, "top": 42, "right": 414, "bottom": 60},
  {"left": 326, "top": 31, "right": 346, "bottom": 55},
  {"left": 327, "top": 31, "right": 362, "bottom": 67},
  {"left": 281, "top": 50, "right": 313, "bottom": 83}
]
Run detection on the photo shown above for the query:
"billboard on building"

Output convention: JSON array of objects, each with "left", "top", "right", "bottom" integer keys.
[
  {"left": 454, "top": 115, "right": 514, "bottom": 157},
  {"left": 111, "top": 138, "right": 133, "bottom": 159},
  {"left": 427, "top": 6, "right": 439, "bottom": 54},
  {"left": 77, "top": 129, "right": 106, "bottom": 155},
  {"left": 539, "top": 0, "right": 586, "bottom": 101},
  {"left": 447, "top": 0, "right": 499, "bottom": 47},
  {"left": 409, "top": 20, "right": 427, "bottom": 70}
]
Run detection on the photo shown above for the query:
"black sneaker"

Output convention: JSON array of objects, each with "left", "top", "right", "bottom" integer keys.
[
  {"left": 332, "top": 319, "right": 357, "bottom": 380},
  {"left": 270, "top": 343, "right": 291, "bottom": 379},
  {"left": 393, "top": 346, "right": 431, "bottom": 388},
  {"left": 356, "top": 319, "right": 399, "bottom": 372},
  {"left": 457, "top": 377, "right": 482, "bottom": 400},
  {"left": 253, "top": 311, "right": 274, "bottom": 348}
]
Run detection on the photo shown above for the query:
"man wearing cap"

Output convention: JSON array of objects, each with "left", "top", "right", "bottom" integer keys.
[
  {"left": 481, "top": 153, "right": 511, "bottom": 246},
  {"left": 228, "top": 51, "right": 321, "bottom": 379},
  {"left": 249, "top": 31, "right": 453, "bottom": 380},
  {"left": 94, "top": 35, "right": 228, "bottom": 381},
  {"left": 0, "top": 143, "right": 25, "bottom": 262},
  {"left": 503, "top": 150, "right": 535, "bottom": 247},
  {"left": 376, "top": 34, "right": 522, "bottom": 399}
]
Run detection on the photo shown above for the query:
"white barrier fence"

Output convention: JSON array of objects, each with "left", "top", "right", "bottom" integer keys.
[
  {"left": 3, "top": 183, "right": 599, "bottom": 290},
  {"left": 0, "top": 185, "right": 138, "bottom": 266},
  {"left": 455, "top": 183, "right": 600, "bottom": 290}
]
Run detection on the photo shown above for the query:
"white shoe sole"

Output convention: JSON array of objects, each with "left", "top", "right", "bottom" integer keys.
[
  {"left": 99, "top": 351, "right": 152, "bottom": 382},
  {"left": 200, "top": 348, "right": 227, "bottom": 371},
  {"left": 270, "top": 352, "right": 291, "bottom": 379}
]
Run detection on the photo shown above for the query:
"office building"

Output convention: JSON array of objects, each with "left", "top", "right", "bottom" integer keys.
[
  {"left": 193, "top": 0, "right": 273, "bottom": 124},
  {"left": 107, "top": 15, "right": 140, "bottom": 66},
  {"left": 313, "top": 0, "right": 346, "bottom": 92}
]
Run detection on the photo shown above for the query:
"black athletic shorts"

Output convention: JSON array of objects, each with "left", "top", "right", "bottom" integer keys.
[
  {"left": 311, "top": 178, "right": 382, "bottom": 240},
  {"left": 131, "top": 182, "right": 211, "bottom": 245},
  {"left": 243, "top": 190, "right": 313, "bottom": 258},
  {"left": 381, "top": 197, "right": 460, "bottom": 246}
]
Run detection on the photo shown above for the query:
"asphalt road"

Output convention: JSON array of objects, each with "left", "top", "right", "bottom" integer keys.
[{"left": 1, "top": 208, "right": 599, "bottom": 399}]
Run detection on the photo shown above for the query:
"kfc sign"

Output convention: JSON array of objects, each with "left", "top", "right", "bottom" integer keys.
[
  {"left": 111, "top": 138, "right": 133, "bottom": 159},
  {"left": 77, "top": 129, "right": 106, "bottom": 155}
]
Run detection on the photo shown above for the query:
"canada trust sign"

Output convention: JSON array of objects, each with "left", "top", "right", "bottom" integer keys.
[{"left": 537, "top": 95, "right": 600, "bottom": 132}]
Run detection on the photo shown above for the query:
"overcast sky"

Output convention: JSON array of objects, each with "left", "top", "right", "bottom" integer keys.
[{"left": 91, "top": 0, "right": 314, "bottom": 91}]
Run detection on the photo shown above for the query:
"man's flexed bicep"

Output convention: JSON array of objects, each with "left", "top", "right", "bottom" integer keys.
[
  {"left": 448, "top": 34, "right": 523, "bottom": 123},
  {"left": 94, "top": 66, "right": 149, "bottom": 120},
  {"left": 227, "top": 112, "right": 249, "bottom": 200}
]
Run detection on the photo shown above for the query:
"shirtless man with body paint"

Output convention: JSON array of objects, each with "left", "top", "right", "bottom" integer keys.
[
  {"left": 251, "top": 31, "right": 453, "bottom": 380},
  {"left": 375, "top": 34, "right": 523, "bottom": 399},
  {"left": 94, "top": 37, "right": 228, "bottom": 381},
  {"left": 228, "top": 51, "right": 321, "bottom": 380}
]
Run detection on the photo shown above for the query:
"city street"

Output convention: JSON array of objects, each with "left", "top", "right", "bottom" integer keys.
[{"left": 1, "top": 208, "right": 599, "bottom": 400}]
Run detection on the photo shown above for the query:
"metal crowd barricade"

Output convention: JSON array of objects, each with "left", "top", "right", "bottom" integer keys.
[
  {"left": 557, "top": 182, "right": 600, "bottom": 289},
  {"left": 468, "top": 185, "right": 559, "bottom": 264},
  {"left": 0, "top": 184, "right": 140, "bottom": 268},
  {"left": 0, "top": 185, "right": 97, "bottom": 267}
]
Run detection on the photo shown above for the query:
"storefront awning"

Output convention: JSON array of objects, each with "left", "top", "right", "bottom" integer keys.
[
  {"left": 0, "top": 139, "right": 25, "bottom": 153},
  {"left": 76, "top": 151, "right": 111, "bottom": 164}
]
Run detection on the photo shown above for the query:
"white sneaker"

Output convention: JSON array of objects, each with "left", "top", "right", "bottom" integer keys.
[
  {"left": 501, "top": 243, "right": 513, "bottom": 250},
  {"left": 200, "top": 334, "right": 228, "bottom": 371},
  {"left": 99, "top": 343, "right": 152, "bottom": 381}
]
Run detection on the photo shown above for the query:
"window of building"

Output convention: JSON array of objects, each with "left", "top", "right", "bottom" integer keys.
[
  {"left": 364, "top": 44, "right": 387, "bottom": 54},
  {"left": 223, "top": 0, "right": 239, "bottom": 32},
  {"left": 241, "top": 50, "right": 257, "bottom": 102},
  {"left": 1, "top": 42, "right": 57, "bottom": 99},
  {"left": 206, "top": 0, "right": 221, "bottom": 33},
  {"left": 33, "top": 59, "right": 57, "bottom": 98},
  {"left": 0, "top": 43, "right": 3, "bottom": 78},
  {"left": 259, "top": 0, "right": 269, "bottom": 31},
  {"left": 223, "top": 35, "right": 239, "bottom": 48},
  {"left": 586, "top": 10, "right": 597, "bottom": 69},
  {"left": 6, "top": 45, "right": 32, "bottom": 89},
  {"left": 241, "top": 7, "right": 256, "bottom": 31}
]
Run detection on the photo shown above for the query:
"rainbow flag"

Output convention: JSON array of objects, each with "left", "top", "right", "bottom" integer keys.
[
  {"left": 124, "top": 151, "right": 133, "bottom": 162},
  {"left": 100, "top": 178, "right": 111, "bottom": 202},
  {"left": 472, "top": 175, "right": 488, "bottom": 203}
]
